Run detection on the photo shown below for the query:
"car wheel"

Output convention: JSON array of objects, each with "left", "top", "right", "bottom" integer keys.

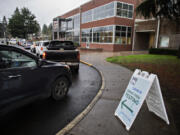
[{"left": 51, "top": 77, "right": 69, "bottom": 101}]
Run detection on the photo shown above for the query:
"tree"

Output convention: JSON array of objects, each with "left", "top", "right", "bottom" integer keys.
[
  {"left": 42, "top": 24, "right": 48, "bottom": 35},
  {"left": 136, "top": 0, "right": 180, "bottom": 20},
  {"left": 48, "top": 23, "right": 53, "bottom": 39},
  {"left": 8, "top": 7, "right": 40, "bottom": 39},
  {"left": 8, "top": 8, "right": 24, "bottom": 38},
  {"left": 2, "top": 16, "right": 7, "bottom": 26}
]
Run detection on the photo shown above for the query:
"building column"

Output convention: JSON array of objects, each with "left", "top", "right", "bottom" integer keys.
[
  {"left": 155, "top": 18, "right": 160, "bottom": 48},
  {"left": 132, "top": 24, "right": 136, "bottom": 51}
]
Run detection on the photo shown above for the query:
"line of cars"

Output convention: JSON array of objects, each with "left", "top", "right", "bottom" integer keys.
[
  {"left": 0, "top": 40, "right": 80, "bottom": 115},
  {"left": 30, "top": 40, "right": 80, "bottom": 72}
]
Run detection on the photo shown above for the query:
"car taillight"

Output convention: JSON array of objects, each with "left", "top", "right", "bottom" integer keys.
[
  {"left": 77, "top": 52, "right": 80, "bottom": 61},
  {"left": 42, "top": 52, "right": 46, "bottom": 59},
  {"left": 41, "top": 47, "right": 43, "bottom": 51}
]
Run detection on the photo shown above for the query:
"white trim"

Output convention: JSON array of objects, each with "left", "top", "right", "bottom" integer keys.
[
  {"left": 116, "top": 1, "right": 134, "bottom": 6},
  {"left": 136, "top": 30, "right": 155, "bottom": 32},
  {"left": 89, "top": 42, "right": 114, "bottom": 45},
  {"left": 115, "top": 16, "right": 134, "bottom": 20},
  {"left": 135, "top": 18, "right": 156, "bottom": 22},
  {"left": 113, "top": 25, "right": 115, "bottom": 44},
  {"left": 114, "top": 1, "right": 117, "bottom": 17}
]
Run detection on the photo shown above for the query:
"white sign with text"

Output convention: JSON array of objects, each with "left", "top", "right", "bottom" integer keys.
[{"left": 114, "top": 69, "right": 169, "bottom": 131}]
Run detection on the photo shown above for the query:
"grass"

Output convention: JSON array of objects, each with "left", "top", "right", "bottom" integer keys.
[
  {"left": 106, "top": 54, "right": 179, "bottom": 64},
  {"left": 106, "top": 54, "right": 180, "bottom": 133}
]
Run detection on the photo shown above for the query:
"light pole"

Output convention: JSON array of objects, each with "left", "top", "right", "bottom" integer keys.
[{"left": 2, "top": 20, "right": 7, "bottom": 45}]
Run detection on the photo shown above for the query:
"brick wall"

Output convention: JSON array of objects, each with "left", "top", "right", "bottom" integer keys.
[
  {"left": 60, "top": 8, "right": 80, "bottom": 18},
  {"left": 81, "top": 43, "right": 132, "bottom": 51}
]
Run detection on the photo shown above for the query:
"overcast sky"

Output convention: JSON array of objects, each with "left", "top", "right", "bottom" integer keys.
[{"left": 0, "top": 0, "right": 90, "bottom": 27}]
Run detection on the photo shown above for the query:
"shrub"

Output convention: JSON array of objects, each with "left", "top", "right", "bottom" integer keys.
[
  {"left": 178, "top": 46, "right": 180, "bottom": 59},
  {"left": 149, "top": 48, "right": 178, "bottom": 56}
]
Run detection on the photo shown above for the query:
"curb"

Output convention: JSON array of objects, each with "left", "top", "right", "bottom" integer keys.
[
  {"left": 56, "top": 60, "right": 105, "bottom": 135},
  {"left": 80, "top": 60, "right": 93, "bottom": 66}
]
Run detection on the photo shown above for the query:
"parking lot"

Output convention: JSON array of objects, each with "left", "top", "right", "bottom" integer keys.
[{"left": 0, "top": 63, "right": 102, "bottom": 135}]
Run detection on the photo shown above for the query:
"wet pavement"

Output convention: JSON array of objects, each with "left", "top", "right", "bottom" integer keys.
[
  {"left": 0, "top": 63, "right": 102, "bottom": 135},
  {"left": 67, "top": 50, "right": 178, "bottom": 135}
]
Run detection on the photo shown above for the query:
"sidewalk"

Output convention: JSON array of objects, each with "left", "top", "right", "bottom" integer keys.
[{"left": 67, "top": 51, "right": 177, "bottom": 135}]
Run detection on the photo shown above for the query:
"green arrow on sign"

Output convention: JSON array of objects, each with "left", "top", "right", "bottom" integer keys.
[{"left": 121, "top": 99, "right": 133, "bottom": 113}]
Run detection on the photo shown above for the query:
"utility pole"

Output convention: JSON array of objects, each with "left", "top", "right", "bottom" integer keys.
[{"left": 2, "top": 16, "right": 8, "bottom": 45}]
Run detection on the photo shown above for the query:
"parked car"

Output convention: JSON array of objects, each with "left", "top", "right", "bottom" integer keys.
[
  {"left": 23, "top": 41, "right": 33, "bottom": 50},
  {"left": 18, "top": 39, "right": 26, "bottom": 46},
  {"left": 30, "top": 41, "right": 39, "bottom": 53},
  {"left": 0, "top": 44, "right": 72, "bottom": 114},
  {"left": 36, "top": 40, "right": 49, "bottom": 56},
  {"left": 41, "top": 40, "right": 80, "bottom": 73},
  {"left": 0, "top": 38, "right": 8, "bottom": 44},
  {"left": 9, "top": 38, "right": 17, "bottom": 45}
]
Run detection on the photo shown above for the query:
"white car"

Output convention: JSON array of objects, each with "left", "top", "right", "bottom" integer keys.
[
  {"left": 0, "top": 38, "right": 7, "bottom": 44},
  {"left": 36, "top": 41, "right": 49, "bottom": 57},
  {"left": 18, "top": 39, "right": 26, "bottom": 46},
  {"left": 9, "top": 39, "right": 17, "bottom": 45}
]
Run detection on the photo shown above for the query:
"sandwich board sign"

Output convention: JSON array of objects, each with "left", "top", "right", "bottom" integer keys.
[{"left": 114, "top": 69, "right": 169, "bottom": 131}]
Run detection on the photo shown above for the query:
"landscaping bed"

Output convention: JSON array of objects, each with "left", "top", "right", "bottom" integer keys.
[{"left": 106, "top": 54, "right": 180, "bottom": 134}]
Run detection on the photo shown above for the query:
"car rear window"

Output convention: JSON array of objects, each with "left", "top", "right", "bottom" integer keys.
[
  {"left": 63, "top": 41, "right": 74, "bottom": 46},
  {"left": 27, "top": 42, "right": 33, "bottom": 45},
  {"left": 43, "top": 42, "right": 49, "bottom": 46}
]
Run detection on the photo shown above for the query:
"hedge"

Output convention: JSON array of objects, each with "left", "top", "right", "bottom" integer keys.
[{"left": 149, "top": 48, "right": 178, "bottom": 56}]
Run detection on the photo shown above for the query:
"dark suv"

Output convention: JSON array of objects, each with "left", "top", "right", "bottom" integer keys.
[{"left": 0, "top": 44, "right": 72, "bottom": 114}]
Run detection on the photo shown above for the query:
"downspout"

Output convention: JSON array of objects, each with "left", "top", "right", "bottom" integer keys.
[
  {"left": 132, "top": 23, "right": 136, "bottom": 51},
  {"left": 155, "top": 17, "right": 160, "bottom": 48}
]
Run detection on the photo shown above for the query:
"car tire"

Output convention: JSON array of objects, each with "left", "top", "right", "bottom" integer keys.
[{"left": 51, "top": 76, "right": 69, "bottom": 101}]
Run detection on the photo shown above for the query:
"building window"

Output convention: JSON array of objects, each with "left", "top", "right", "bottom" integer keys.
[
  {"left": 74, "top": 30, "right": 80, "bottom": 44},
  {"left": 93, "top": 2, "right": 115, "bottom": 21},
  {"left": 65, "top": 31, "right": 73, "bottom": 41},
  {"left": 61, "top": 21, "right": 67, "bottom": 31},
  {"left": 93, "top": 26, "right": 113, "bottom": 43},
  {"left": 81, "top": 28, "right": 92, "bottom": 42},
  {"left": 115, "top": 26, "right": 132, "bottom": 44},
  {"left": 74, "top": 14, "right": 80, "bottom": 29},
  {"left": 67, "top": 19, "right": 73, "bottom": 30},
  {"left": 116, "top": 2, "right": 133, "bottom": 19},
  {"left": 82, "top": 10, "right": 93, "bottom": 24}
]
